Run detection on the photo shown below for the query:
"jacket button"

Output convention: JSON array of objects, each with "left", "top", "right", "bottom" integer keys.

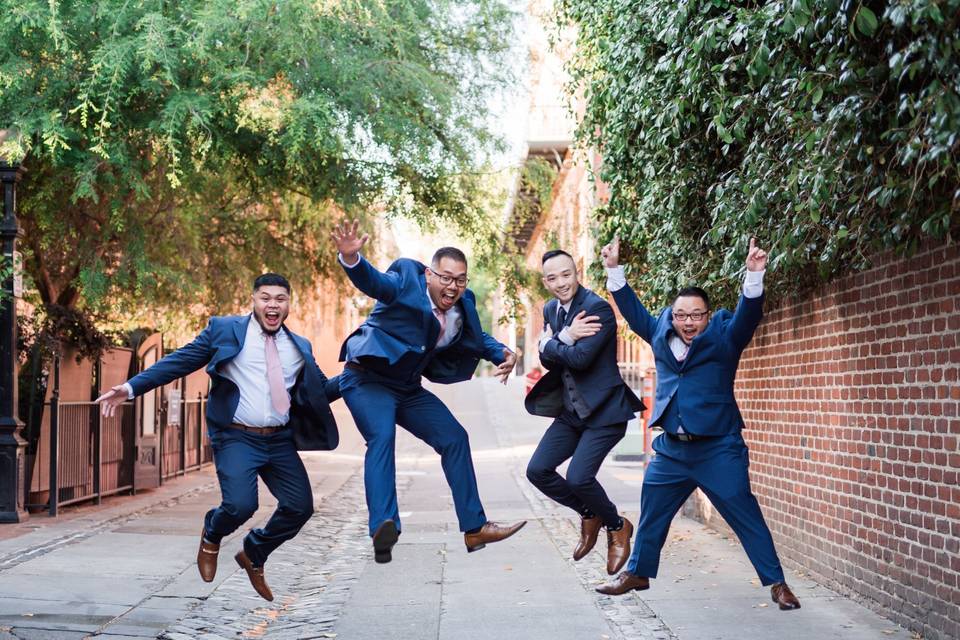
[{"left": 420, "top": 346, "right": 425, "bottom": 351}]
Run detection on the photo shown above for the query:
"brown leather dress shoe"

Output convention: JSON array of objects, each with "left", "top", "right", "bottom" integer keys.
[
  {"left": 605, "top": 517, "right": 634, "bottom": 575},
  {"left": 573, "top": 516, "right": 602, "bottom": 561},
  {"left": 464, "top": 520, "right": 527, "bottom": 552},
  {"left": 234, "top": 550, "right": 273, "bottom": 601},
  {"left": 197, "top": 530, "right": 219, "bottom": 582},
  {"left": 771, "top": 582, "right": 801, "bottom": 610},
  {"left": 595, "top": 571, "right": 650, "bottom": 595}
]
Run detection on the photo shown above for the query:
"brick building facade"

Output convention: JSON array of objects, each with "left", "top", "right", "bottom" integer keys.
[{"left": 686, "top": 238, "right": 960, "bottom": 640}]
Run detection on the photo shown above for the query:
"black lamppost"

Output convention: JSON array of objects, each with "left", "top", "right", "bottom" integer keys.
[{"left": 0, "top": 129, "right": 27, "bottom": 523}]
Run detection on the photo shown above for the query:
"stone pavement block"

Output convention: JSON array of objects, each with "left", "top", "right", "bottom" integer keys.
[
  {"left": 0, "top": 575, "right": 160, "bottom": 607},
  {"left": 3, "top": 533, "right": 195, "bottom": 579},
  {"left": 1, "top": 628, "right": 89, "bottom": 639},
  {"left": 440, "top": 603, "right": 614, "bottom": 640},
  {"left": 334, "top": 603, "right": 439, "bottom": 640}
]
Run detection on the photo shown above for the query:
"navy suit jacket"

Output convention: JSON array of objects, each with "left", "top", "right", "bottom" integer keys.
[
  {"left": 338, "top": 256, "right": 507, "bottom": 383},
  {"left": 611, "top": 283, "right": 763, "bottom": 436},
  {"left": 526, "top": 285, "right": 644, "bottom": 426},
  {"left": 127, "top": 315, "right": 340, "bottom": 451}
]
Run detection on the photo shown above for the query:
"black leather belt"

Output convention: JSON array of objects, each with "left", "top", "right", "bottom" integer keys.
[
  {"left": 228, "top": 423, "right": 287, "bottom": 435},
  {"left": 667, "top": 431, "right": 709, "bottom": 442}
]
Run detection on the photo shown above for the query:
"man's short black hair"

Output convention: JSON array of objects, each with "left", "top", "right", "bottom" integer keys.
[
  {"left": 673, "top": 286, "right": 710, "bottom": 309},
  {"left": 253, "top": 273, "right": 291, "bottom": 293},
  {"left": 541, "top": 249, "right": 575, "bottom": 266},
  {"left": 432, "top": 247, "right": 468, "bottom": 267}
]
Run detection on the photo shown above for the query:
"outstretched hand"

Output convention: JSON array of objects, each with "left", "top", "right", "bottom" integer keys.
[
  {"left": 600, "top": 236, "right": 620, "bottom": 268},
  {"left": 94, "top": 385, "right": 129, "bottom": 418},
  {"left": 494, "top": 349, "right": 517, "bottom": 385},
  {"left": 331, "top": 220, "right": 369, "bottom": 266},
  {"left": 746, "top": 236, "right": 767, "bottom": 272}
]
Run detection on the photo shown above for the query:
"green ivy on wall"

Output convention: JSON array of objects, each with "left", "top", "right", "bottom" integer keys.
[{"left": 558, "top": 0, "right": 959, "bottom": 309}]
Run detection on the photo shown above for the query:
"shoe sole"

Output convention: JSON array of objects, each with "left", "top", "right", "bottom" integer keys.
[
  {"left": 373, "top": 520, "right": 399, "bottom": 564},
  {"left": 595, "top": 583, "right": 649, "bottom": 596}
]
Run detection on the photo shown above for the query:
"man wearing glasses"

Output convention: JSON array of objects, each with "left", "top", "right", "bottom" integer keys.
[
  {"left": 594, "top": 237, "right": 801, "bottom": 612},
  {"left": 331, "top": 221, "right": 525, "bottom": 564}
]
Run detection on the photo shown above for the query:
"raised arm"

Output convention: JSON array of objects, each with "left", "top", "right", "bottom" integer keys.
[
  {"left": 96, "top": 321, "right": 216, "bottom": 416},
  {"left": 727, "top": 237, "right": 768, "bottom": 353},
  {"left": 331, "top": 220, "right": 401, "bottom": 303},
  {"left": 602, "top": 237, "right": 657, "bottom": 344}
]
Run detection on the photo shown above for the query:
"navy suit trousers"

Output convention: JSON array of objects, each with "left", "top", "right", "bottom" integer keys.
[
  {"left": 526, "top": 411, "right": 626, "bottom": 528},
  {"left": 203, "top": 427, "right": 313, "bottom": 567},
  {"left": 626, "top": 431, "right": 785, "bottom": 585},
  {"left": 340, "top": 368, "right": 487, "bottom": 536}
]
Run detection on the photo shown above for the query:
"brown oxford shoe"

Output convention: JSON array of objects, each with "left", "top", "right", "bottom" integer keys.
[
  {"left": 197, "top": 530, "right": 219, "bottom": 582},
  {"left": 605, "top": 517, "right": 634, "bottom": 575},
  {"left": 464, "top": 520, "right": 527, "bottom": 552},
  {"left": 573, "top": 516, "right": 602, "bottom": 561},
  {"left": 234, "top": 550, "right": 273, "bottom": 601},
  {"left": 595, "top": 571, "right": 650, "bottom": 595},
  {"left": 771, "top": 582, "right": 801, "bottom": 610}
]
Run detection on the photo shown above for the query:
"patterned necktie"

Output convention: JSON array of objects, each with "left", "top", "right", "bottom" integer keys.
[
  {"left": 433, "top": 308, "right": 447, "bottom": 346},
  {"left": 264, "top": 334, "right": 290, "bottom": 415}
]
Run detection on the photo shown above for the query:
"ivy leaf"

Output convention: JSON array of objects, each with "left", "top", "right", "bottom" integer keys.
[{"left": 855, "top": 7, "right": 879, "bottom": 37}]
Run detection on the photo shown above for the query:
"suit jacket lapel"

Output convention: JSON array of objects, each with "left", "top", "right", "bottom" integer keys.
[{"left": 215, "top": 315, "right": 249, "bottom": 366}]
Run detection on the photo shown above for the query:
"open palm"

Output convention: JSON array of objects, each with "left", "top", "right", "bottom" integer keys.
[{"left": 331, "top": 220, "right": 369, "bottom": 263}]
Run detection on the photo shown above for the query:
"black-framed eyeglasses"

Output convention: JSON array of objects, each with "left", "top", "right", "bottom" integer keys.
[
  {"left": 673, "top": 311, "right": 709, "bottom": 322},
  {"left": 435, "top": 274, "right": 468, "bottom": 288}
]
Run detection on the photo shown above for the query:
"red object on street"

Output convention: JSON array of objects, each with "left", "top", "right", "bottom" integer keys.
[{"left": 525, "top": 367, "right": 543, "bottom": 394}]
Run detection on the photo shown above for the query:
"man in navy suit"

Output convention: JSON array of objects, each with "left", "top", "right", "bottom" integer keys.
[
  {"left": 96, "top": 274, "right": 340, "bottom": 601},
  {"left": 594, "top": 238, "right": 801, "bottom": 611},
  {"left": 525, "top": 250, "right": 644, "bottom": 575},
  {"left": 331, "top": 221, "right": 525, "bottom": 563}
]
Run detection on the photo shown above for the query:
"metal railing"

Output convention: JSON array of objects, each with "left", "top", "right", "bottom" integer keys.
[
  {"left": 26, "top": 354, "right": 212, "bottom": 516},
  {"left": 161, "top": 395, "right": 212, "bottom": 480}
]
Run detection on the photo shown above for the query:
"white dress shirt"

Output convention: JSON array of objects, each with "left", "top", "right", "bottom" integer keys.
[
  {"left": 125, "top": 316, "right": 305, "bottom": 428},
  {"left": 340, "top": 252, "right": 462, "bottom": 348},
  {"left": 223, "top": 317, "right": 304, "bottom": 427}
]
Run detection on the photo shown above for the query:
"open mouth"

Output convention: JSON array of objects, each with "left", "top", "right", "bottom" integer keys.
[
  {"left": 441, "top": 292, "right": 457, "bottom": 306},
  {"left": 264, "top": 311, "right": 281, "bottom": 326},
  {"left": 682, "top": 328, "right": 698, "bottom": 339}
]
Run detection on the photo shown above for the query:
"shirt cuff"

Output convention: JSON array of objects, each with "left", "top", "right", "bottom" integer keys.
[
  {"left": 122, "top": 382, "right": 134, "bottom": 399},
  {"left": 558, "top": 327, "right": 575, "bottom": 345},
  {"left": 606, "top": 266, "right": 627, "bottom": 292},
  {"left": 338, "top": 252, "right": 362, "bottom": 268},
  {"left": 742, "top": 269, "right": 765, "bottom": 299}
]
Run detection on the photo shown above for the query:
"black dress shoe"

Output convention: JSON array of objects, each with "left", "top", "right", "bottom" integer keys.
[{"left": 373, "top": 519, "right": 400, "bottom": 564}]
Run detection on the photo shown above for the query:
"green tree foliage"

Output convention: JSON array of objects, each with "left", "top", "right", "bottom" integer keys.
[
  {"left": 558, "top": 0, "right": 959, "bottom": 308},
  {"left": 0, "top": 0, "right": 513, "bottom": 320}
]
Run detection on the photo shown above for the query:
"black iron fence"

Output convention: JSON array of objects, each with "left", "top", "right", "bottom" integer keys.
[{"left": 25, "top": 350, "right": 212, "bottom": 516}]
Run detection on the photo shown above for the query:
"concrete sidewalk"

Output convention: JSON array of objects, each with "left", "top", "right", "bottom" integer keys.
[{"left": 0, "top": 378, "right": 912, "bottom": 640}]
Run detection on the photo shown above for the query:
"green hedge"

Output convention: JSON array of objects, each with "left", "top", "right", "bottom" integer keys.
[{"left": 559, "top": 0, "right": 959, "bottom": 308}]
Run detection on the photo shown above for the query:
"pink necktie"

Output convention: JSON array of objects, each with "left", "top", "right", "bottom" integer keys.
[
  {"left": 264, "top": 334, "right": 290, "bottom": 415},
  {"left": 433, "top": 308, "right": 447, "bottom": 346}
]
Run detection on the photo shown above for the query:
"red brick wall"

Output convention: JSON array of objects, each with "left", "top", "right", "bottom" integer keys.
[{"left": 689, "top": 238, "right": 960, "bottom": 640}]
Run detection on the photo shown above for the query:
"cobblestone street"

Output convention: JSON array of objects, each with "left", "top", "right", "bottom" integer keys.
[{"left": 0, "top": 379, "right": 913, "bottom": 640}]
